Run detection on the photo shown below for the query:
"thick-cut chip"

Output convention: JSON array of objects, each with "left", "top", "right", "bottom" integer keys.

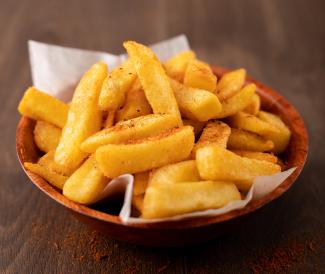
[
  {"left": 116, "top": 79, "right": 152, "bottom": 122},
  {"left": 38, "top": 150, "right": 74, "bottom": 176},
  {"left": 81, "top": 114, "right": 179, "bottom": 153},
  {"left": 258, "top": 111, "right": 291, "bottom": 154},
  {"left": 142, "top": 180, "right": 241, "bottom": 219},
  {"left": 149, "top": 160, "right": 200, "bottom": 186},
  {"left": 34, "top": 121, "right": 61, "bottom": 153},
  {"left": 216, "top": 68, "right": 246, "bottom": 101},
  {"left": 132, "top": 194, "right": 144, "bottom": 213},
  {"left": 231, "top": 150, "right": 278, "bottom": 164},
  {"left": 104, "top": 111, "right": 115, "bottom": 128},
  {"left": 193, "top": 121, "right": 231, "bottom": 155},
  {"left": 227, "top": 111, "right": 280, "bottom": 136},
  {"left": 18, "top": 87, "right": 68, "bottom": 128},
  {"left": 183, "top": 59, "right": 217, "bottom": 91},
  {"left": 96, "top": 126, "right": 195, "bottom": 178},
  {"left": 24, "top": 162, "right": 67, "bottom": 190},
  {"left": 228, "top": 128, "right": 274, "bottom": 152},
  {"left": 213, "top": 83, "right": 256, "bottom": 119},
  {"left": 164, "top": 50, "right": 196, "bottom": 82},
  {"left": 243, "top": 94, "right": 261, "bottom": 115},
  {"left": 170, "top": 78, "right": 222, "bottom": 121},
  {"left": 98, "top": 59, "right": 136, "bottom": 111},
  {"left": 196, "top": 146, "right": 281, "bottom": 182},
  {"left": 182, "top": 119, "right": 207, "bottom": 137},
  {"left": 63, "top": 156, "right": 110, "bottom": 205},
  {"left": 124, "top": 41, "right": 182, "bottom": 126},
  {"left": 55, "top": 62, "right": 107, "bottom": 170},
  {"left": 133, "top": 172, "right": 149, "bottom": 196}
]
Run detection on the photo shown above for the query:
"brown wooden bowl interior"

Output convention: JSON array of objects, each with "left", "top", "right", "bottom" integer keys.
[{"left": 16, "top": 66, "right": 308, "bottom": 245}]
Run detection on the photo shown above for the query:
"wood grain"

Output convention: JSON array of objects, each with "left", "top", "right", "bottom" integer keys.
[{"left": 1, "top": 0, "right": 325, "bottom": 273}]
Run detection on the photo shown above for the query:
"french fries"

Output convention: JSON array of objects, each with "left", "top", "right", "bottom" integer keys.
[
  {"left": 243, "top": 94, "right": 261, "bottom": 115},
  {"left": 193, "top": 121, "right": 231, "bottom": 155},
  {"left": 213, "top": 83, "right": 256, "bottom": 119},
  {"left": 258, "top": 111, "right": 291, "bottom": 154},
  {"left": 98, "top": 59, "right": 136, "bottom": 111},
  {"left": 149, "top": 160, "right": 200, "bottom": 186},
  {"left": 227, "top": 111, "right": 280, "bottom": 136},
  {"left": 96, "top": 126, "right": 195, "bottom": 177},
  {"left": 18, "top": 87, "right": 68, "bottom": 128},
  {"left": 196, "top": 146, "right": 281, "bottom": 182},
  {"left": 63, "top": 155, "right": 109, "bottom": 205},
  {"left": 34, "top": 121, "right": 61, "bottom": 153},
  {"left": 81, "top": 114, "right": 179, "bottom": 153},
  {"left": 38, "top": 150, "right": 74, "bottom": 176},
  {"left": 216, "top": 68, "right": 246, "bottom": 101},
  {"left": 104, "top": 111, "right": 115, "bottom": 128},
  {"left": 24, "top": 162, "right": 67, "bottom": 190},
  {"left": 133, "top": 172, "right": 149, "bottom": 196},
  {"left": 164, "top": 50, "right": 196, "bottom": 81},
  {"left": 170, "top": 78, "right": 222, "bottom": 121},
  {"left": 124, "top": 41, "right": 182, "bottom": 126},
  {"left": 183, "top": 59, "right": 217, "bottom": 91},
  {"left": 227, "top": 128, "right": 274, "bottom": 152},
  {"left": 142, "top": 181, "right": 241, "bottom": 219},
  {"left": 116, "top": 79, "right": 152, "bottom": 122},
  {"left": 18, "top": 39, "right": 293, "bottom": 220},
  {"left": 55, "top": 62, "right": 107, "bottom": 170},
  {"left": 231, "top": 150, "right": 278, "bottom": 164}
]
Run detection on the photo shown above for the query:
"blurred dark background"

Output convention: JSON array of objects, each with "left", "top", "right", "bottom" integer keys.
[{"left": 1, "top": 0, "right": 324, "bottom": 273}]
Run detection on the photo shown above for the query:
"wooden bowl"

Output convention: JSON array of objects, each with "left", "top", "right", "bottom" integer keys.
[{"left": 16, "top": 66, "right": 308, "bottom": 246}]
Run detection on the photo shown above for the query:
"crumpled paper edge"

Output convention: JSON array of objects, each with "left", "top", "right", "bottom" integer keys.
[{"left": 119, "top": 168, "right": 296, "bottom": 224}]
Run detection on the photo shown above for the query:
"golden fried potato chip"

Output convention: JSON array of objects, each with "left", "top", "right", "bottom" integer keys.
[
  {"left": 243, "top": 94, "right": 261, "bottom": 115},
  {"left": 149, "top": 160, "right": 200, "bottom": 186},
  {"left": 63, "top": 155, "right": 110, "bottom": 205},
  {"left": 213, "top": 83, "right": 256, "bottom": 119},
  {"left": 183, "top": 59, "right": 217, "bottom": 91},
  {"left": 98, "top": 59, "right": 136, "bottom": 111},
  {"left": 231, "top": 150, "right": 278, "bottom": 164},
  {"left": 142, "top": 180, "right": 241, "bottom": 219},
  {"left": 18, "top": 87, "right": 68, "bottom": 128},
  {"left": 227, "top": 111, "right": 280, "bottom": 136},
  {"left": 38, "top": 150, "right": 74, "bottom": 176},
  {"left": 216, "top": 68, "right": 246, "bottom": 101},
  {"left": 170, "top": 78, "right": 222, "bottom": 121},
  {"left": 81, "top": 114, "right": 180, "bottom": 153},
  {"left": 228, "top": 128, "right": 274, "bottom": 152},
  {"left": 192, "top": 121, "right": 231, "bottom": 156},
  {"left": 96, "top": 126, "right": 195, "bottom": 177},
  {"left": 196, "top": 146, "right": 281, "bottom": 182},
  {"left": 258, "top": 111, "right": 291, "bottom": 154},
  {"left": 116, "top": 79, "right": 152, "bottom": 122},
  {"left": 164, "top": 50, "right": 196, "bottom": 82},
  {"left": 24, "top": 162, "right": 67, "bottom": 190},
  {"left": 124, "top": 41, "right": 182, "bottom": 126},
  {"left": 55, "top": 62, "right": 107, "bottom": 170},
  {"left": 133, "top": 171, "right": 149, "bottom": 196},
  {"left": 104, "top": 110, "right": 115, "bottom": 128},
  {"left": 34, "top": 121, "right": 61, "bottom": 153}
]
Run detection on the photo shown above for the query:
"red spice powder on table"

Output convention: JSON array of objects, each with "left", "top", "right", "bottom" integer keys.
[{"left": 248, "top": 238, "right": 319, "bottom": 274}]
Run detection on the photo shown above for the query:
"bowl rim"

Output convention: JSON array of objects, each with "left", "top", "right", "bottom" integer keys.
[{"left": 16, "top": 65, "right": 308, "bottom": 229}]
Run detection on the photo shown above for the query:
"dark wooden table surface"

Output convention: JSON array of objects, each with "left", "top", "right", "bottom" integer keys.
[{"left": 1, "top": 0, "right": 324, "bottom": 273}]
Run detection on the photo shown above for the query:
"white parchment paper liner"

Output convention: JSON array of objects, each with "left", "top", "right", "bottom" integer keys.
[{"left": 28, "top": 35, "right": 295, "bottom": 224}]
